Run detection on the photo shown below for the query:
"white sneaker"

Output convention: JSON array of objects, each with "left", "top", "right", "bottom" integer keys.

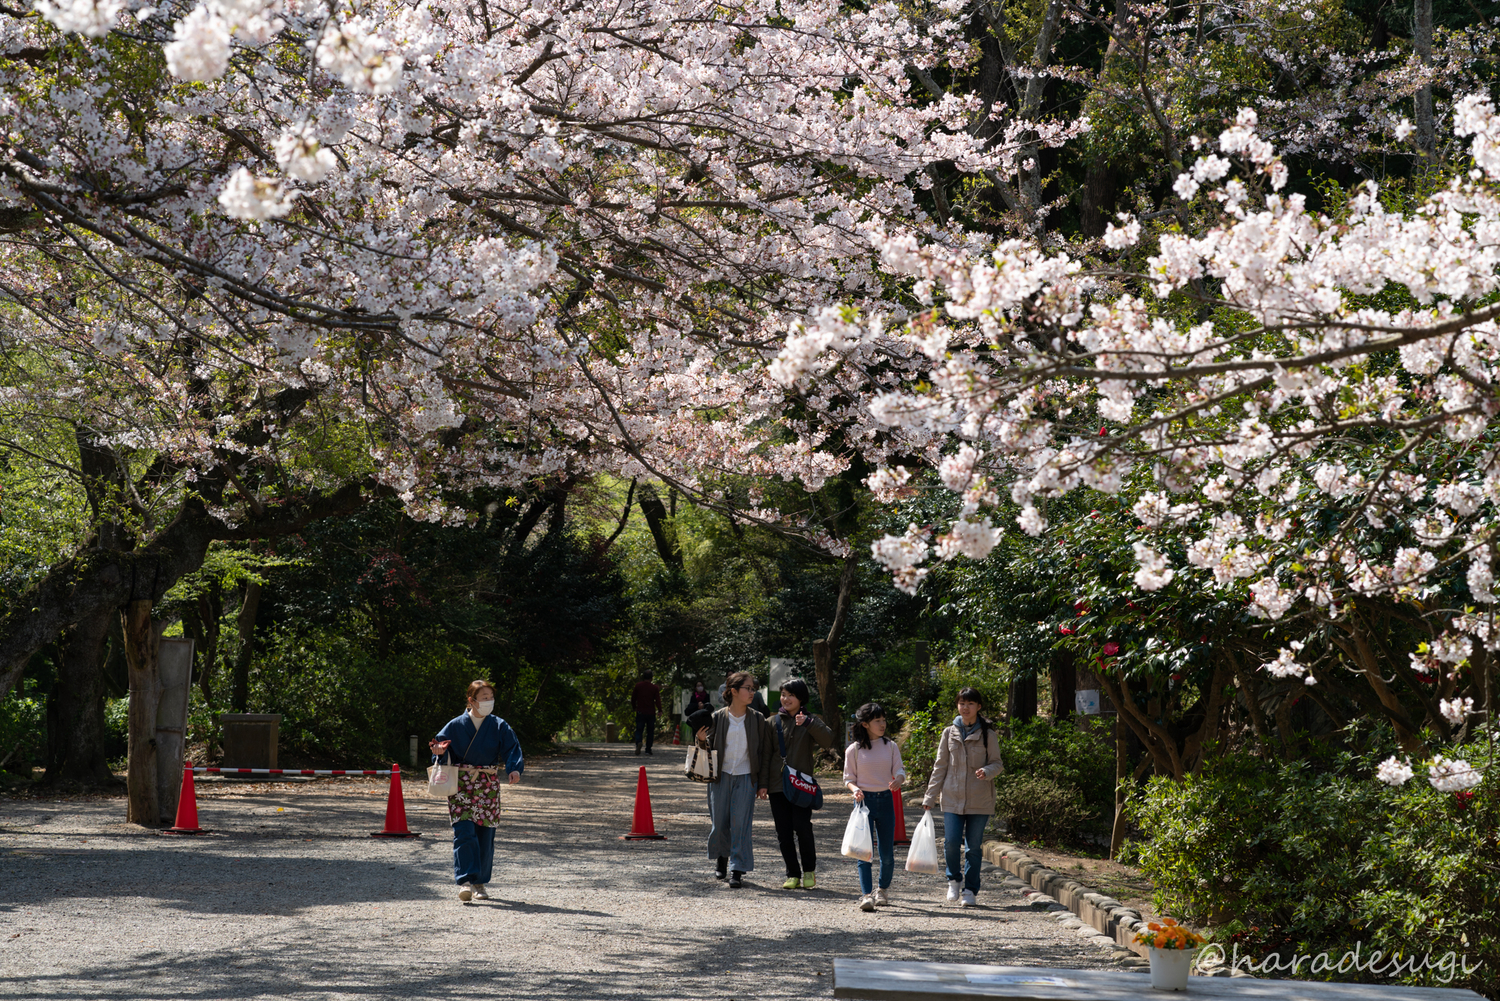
[
  {"left": 858, "top": 894, "right": 875, "bottom": 912},
  {"left": 960, "top": 889, "right": 977, "bottom": 907},
  {"left": 470, "top": 883, "right": 489, "bottom": 900},
  {"left": 873, "top": 887, "right": 889, "bottom": 906},
  {"left": 457, "top": 883, "right": 473, "bottom": 902},
  {"left": 947, "top": 880, "right": 962, "bottom": 903}
]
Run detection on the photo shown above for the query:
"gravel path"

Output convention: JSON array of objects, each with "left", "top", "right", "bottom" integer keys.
[{"left": 1, "top": 745, "right": 1125, "bottom": 1000}]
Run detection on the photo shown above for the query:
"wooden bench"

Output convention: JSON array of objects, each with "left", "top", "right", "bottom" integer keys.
[{"left": 832, "top": 959, "right": 1486, "bottom": 1001}]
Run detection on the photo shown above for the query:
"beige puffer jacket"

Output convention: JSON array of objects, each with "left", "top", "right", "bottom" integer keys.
[{"left": 921, "top": 721, "right": 1004, "bottom": 815}]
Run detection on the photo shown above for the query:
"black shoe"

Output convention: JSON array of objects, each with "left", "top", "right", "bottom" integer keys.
[
  {"left": 729, "top": 871, "right": 744, "bottom": 888},
  {"left": 715, "top": 857, "right": 728, "bottom": 880},
  {"left": 634, "top": 747, "right": 641, "bottom": 755}
]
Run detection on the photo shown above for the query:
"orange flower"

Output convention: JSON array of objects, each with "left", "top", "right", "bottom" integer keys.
[{"left": 1134, "top": 917, "right": 1205, "bottom": 950}]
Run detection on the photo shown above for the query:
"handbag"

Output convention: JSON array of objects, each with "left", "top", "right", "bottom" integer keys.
[
  {"left": 775, "top": 716, "right": 823, "bottom": 810},
  {"left": 841, "top": 802, "right": 872, "bottom": 861},
  {"left": 685, "top": 743, "right": 719, "bottom": 783},
  {"left": 905, "top": 809, "right": 940, "bottom": 873}
]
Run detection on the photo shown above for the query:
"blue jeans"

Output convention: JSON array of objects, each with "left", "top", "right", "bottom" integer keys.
[
  {"left": 452, "top": 820, "right": 495, "bottom": 885},
  {"left": 856, "top": 790, "right": 896, "bottom": 894},
  {"left": 944, "top": 812, "right": 989, "bottom": 894},
  {"left": 707, "top": 772, "right": 757, "bottom": 872}
]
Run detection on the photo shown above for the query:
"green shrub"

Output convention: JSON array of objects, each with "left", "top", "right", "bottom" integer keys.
[
  {"left": 1125, "top": 748, "right": 1499, "bottom": 997},
  {"left": 995, "top": 773, "right": 1096, "bottom": 844}
]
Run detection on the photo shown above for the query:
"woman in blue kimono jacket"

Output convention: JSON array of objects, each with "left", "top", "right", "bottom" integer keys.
[{"left": 429, "top": 679, "right": 524, "bottom": 902}]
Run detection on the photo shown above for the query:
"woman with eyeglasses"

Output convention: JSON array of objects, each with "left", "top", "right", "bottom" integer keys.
[
  {"left": 428, "top": 679, "right": 524, "bottom": 903},
  {"left": 843, "top": 702, "right": 905, "bottom": 912},
  {"left": 694, "top": 670, "right": 775, "bottom": 887}
]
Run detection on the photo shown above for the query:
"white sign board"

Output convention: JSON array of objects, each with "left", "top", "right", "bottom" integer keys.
[
  {"left": 1075, "top": 689, "right": 1101, "bottom": 715},
  {"left": 156, "top": 638, "right": 196, "bottom": 824}
]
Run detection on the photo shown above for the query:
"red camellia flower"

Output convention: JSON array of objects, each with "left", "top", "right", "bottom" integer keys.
[
  {"left": 1059, "top": 626, "right": 1074, "bottom": 635},
  {"left": 1455, "top": 790, "right": 1475, "bottom": 811},
  {"left": 1098, "top": 427, "right": 1107, "bottom": 436},
  {"left": 1171, "top": 673, "right": 1183, "bottom": 681},
  {"left": 1101, "top": 642, "right": 1119, "bottom": 657}
]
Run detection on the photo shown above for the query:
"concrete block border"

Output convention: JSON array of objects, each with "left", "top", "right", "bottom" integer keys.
[{"left": 983, "top": 840, "right": 1160, "bottom": 961}]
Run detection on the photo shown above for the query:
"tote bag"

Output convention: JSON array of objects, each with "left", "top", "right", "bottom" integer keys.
[
  {"left": 904, "top": 810, "right": 940, "bottom": 873},
  {"left": 426, "top": 759, "right": 459, "bottom": 797},
  {"left": 685, "top": 744, "right": 719, "bottom": 783},
  {"left": 841, "top": 802, "right": 873, "bottom": 861}
]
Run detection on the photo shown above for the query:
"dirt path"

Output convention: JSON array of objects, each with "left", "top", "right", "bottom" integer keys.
[{"left": 0, "top": 745, "right": 1124, "bottom": 1000}]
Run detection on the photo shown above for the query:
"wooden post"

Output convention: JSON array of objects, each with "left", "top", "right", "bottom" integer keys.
[{"left": 122, "top": 600, "right": 161, "bottom": 826}]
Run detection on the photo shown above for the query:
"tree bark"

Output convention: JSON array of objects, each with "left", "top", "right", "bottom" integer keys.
[
  {"left": 43, "top": 606, "right": 115, "bottom": 785},
  {"left": 812, "top": 553, "right": 858, "bottom": 747},
  {"left": 1414, "top": 0, "right": 1434, "bottom": 152},
  {"left": 230, "top": 582, "right": 262, "bottom": 714},
  {"left": 1008, "top": 672, "right": 1038, "bottom": 728},
  {"left": 1108, "top": 711, "right": 1129, "bottom": 859},
  {"left": 637, "top": 483, "right": 682, "bottom": 571},
  {"left": 122, "top": 600, "right": 161, "bottom": 826},
  {"left": 1050, "top": 650, "right": 1077, "bottom": 721}
]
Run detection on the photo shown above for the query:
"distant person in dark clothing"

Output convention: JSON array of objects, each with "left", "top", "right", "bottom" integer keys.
[
  {"left": 632, "top": 672, "right": 663, "bottom": 755},
  {"left": 687, "top": 681, "right": 713, "bottom": 714}
]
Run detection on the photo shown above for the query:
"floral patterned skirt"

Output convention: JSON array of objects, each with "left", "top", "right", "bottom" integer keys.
[{"left": 448, "top": 767, "right": 504, "bottom": 827}]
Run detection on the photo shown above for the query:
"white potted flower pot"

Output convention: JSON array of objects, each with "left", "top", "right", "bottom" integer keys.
[{"left": 1148, "top": 947, "right": 1193, "bottom": 991}]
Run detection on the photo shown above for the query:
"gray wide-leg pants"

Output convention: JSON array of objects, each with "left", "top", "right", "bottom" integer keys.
[{"left": 706, "top": 772, "right": 757, "bottom": 873}]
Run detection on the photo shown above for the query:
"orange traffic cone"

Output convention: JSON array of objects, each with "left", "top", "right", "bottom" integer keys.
[
  {"left": 371, "top": 763, "right": 420, "bottom": 838},
  {"left": 893, "top": 790, "right": 910, "bottom": 845},
  {"left": 161, "top": 761, "right": 210, "bottom": 835},
  {"left": 620, "top": 765, "right": 666, "bottom": 840}
]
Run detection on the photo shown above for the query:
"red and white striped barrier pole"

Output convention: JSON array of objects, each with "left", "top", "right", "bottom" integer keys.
[{"left": 190, "top": 767, "right": 394, "bottom": 776}]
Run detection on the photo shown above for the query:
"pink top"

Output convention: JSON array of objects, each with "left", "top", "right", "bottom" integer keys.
[{"left": 843, "top": 739, "right": 906, "bottom": 791}]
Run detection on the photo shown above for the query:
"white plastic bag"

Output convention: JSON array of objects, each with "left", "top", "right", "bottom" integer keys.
[
  {"left": 841, "top": 802, "right": 873, "bottom": 861},
  {"left": 905, "top": 809, "right": 940, "bottom": 873}
]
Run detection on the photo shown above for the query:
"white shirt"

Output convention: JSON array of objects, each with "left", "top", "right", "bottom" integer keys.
[{"left": 722, "top": 712, "right": 751, "bottom": 775}]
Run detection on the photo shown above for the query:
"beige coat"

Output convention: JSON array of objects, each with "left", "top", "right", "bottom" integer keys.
[{"left": 921, "top": 721, "right": 1004, "bottom": 815}]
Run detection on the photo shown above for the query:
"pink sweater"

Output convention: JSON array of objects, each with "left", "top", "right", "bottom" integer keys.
[{"left": 843, "top": 739, "right": 906, "bottom": 791}]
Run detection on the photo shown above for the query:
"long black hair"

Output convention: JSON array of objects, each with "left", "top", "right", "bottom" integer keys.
[
  {"left": 957, "top": 687, "right": 994, "bottom": 752},
  {"left": 852, "top": 702, "right": 889, "bottom": 750}
]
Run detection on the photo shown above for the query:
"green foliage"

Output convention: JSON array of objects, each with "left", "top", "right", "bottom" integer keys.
[
  {"left": 994, "top": 718, "right": 1114, "bottom": 843},
  {"left": 1125, "top": 747, "right": 1499, "bottom": 996},
  {"left": 0, "top": 678, "right": 46, "bottom": 774},
  {"left": 994, "top": 774, "right": 1096, "bottom": 845}
]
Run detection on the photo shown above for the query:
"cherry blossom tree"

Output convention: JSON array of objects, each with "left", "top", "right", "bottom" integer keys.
[{"left": 772, "top": 98, "right": 1500, "bottom": 791}]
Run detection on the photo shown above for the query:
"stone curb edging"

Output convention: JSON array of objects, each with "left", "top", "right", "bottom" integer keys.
[{"left": 982, "top": 839, "right": 1235, "bottom": 976}]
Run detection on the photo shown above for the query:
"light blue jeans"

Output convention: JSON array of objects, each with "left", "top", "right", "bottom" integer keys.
[
  {"left": 707, "top": 772, "right": 757, "bottom": 872},
  {"left": 944, "top": 812, "right": 989, "bottom": 894}
]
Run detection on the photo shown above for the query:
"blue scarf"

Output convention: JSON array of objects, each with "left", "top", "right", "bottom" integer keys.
[{"left": 955, "top": 716, "right": 977, "bottom": 740}]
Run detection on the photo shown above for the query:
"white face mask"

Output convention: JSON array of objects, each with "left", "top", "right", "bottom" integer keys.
[{"left": 472, "top": 700, "right": 494, "bottom": 717}]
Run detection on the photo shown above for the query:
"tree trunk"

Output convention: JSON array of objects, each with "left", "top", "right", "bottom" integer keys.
[
  {"left": 813, "top": 553, "right": 859, "bottom": 748},
  {"left": 1007, "top": 673, "right": 1037, "bottom": 729},
  {"left": 1414, "top": 0, "right": 1434, "bottom": 152},
  {"left": 637, "top": 484, "right": 682, "bottom": 571},
  {"left": 122, "top": 600, "right": 161, "bottom": 826},
  {"left": 230, "top": 582, "right": 262, "bottom": 714},
  {"left": 43, "top": 606, "right": 115, "bottom": 785},
  {"left": 1050, "top": 650, "right": 1076, "bottom": 721},
  {"left": 1108, "top": 711, "right": 1129, "bottom": 859}
]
